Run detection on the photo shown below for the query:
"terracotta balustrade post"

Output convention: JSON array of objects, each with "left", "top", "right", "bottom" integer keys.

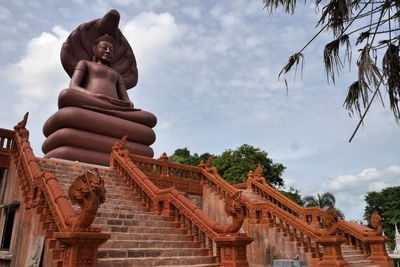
[
  {"left": 365, "top": 236, "right": 394, "bottom": 267},
  {"left": 55, "top": 232, "right": 110, "bottom": 267},
  {"left": 310, "top": 213, "right": 323, "bottom": 229},
  {"left": 317, "top": 236, "right": 349, "bottom": 267},
  {"left": 214, "top": 234, "right": 254, "bottom": 267},
  {"left": 159, "top": 152, "right": 168, "bottom": 177},
  {"left": 161, "top": 200, "right": 171, "bottom": 217},
  {"left": 248, "top": 209, "right": 258, "bottom": 224}
]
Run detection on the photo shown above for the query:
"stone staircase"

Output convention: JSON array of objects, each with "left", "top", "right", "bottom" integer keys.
[
  {"left": 242, "top": 190, "right": 380, "bottom": 267},
  {"left": 37, "top": 158, "right": 218, "bottom": 267}
]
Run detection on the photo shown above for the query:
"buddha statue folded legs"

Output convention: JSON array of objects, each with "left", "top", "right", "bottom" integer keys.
[{"left": 42, "top": 10, "right": 157, "bottom": 166}]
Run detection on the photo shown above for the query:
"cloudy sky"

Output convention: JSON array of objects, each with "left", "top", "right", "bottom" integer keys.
[{"left": 0, "top": 0, "right": 399, "bottom": 221}]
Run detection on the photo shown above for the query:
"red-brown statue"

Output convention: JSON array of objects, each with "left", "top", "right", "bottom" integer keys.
[
  {"left": 68, "top": 169, "right": 106, "bottom": 231},
  {"left": 42, "top": 10, "right": 157, "bottom": 165},
  {"left": 214, "top": 191, "right": 246, "bottom": 234}
]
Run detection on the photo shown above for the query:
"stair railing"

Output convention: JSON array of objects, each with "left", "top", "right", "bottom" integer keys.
[
  {"left": 246, "top": 166, "right": 393, "bottom": 267},
  {"left": 130, "top": 153, "right": 203, "bottom": 195},
  {"left": 9, "top": 114, "right": 109, "bottom": 267},
  {"left": 110, "top": 141, "right": 254, "bottom": 266},
  {"left": 200, "top": 161, "right": 328, "bottom": 266},
  {"left": 0, "top": 129, "right": 14, "bottom": 168}
]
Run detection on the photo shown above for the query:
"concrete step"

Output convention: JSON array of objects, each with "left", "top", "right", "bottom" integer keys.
[
  {"left": 98, "top": 248, "right": 209, "bottom": 258},
  {"left": 94, "top": 217, "right": 179, "bottom": 227},
  {"left": 158, "top": 265, "right": 219, "bottom": 267},
  {"left": 347, "top": 260, "right": 379, "bottom": 267},
  {"left": 101, "top": 240, "right": 201, "bottom": 249},
  {"left": 93, "top": 218, "right": 179, "bottom": 228},
  {"left": 110, "top": 233, "right": 193, "bottom": 241},
  {"left": 97, "top": 256, "right": 217, "bottom": 267},
  {"left": 343, "top": 254, "right": 368, "bottom": 261},
  {"left": 94, "top": 213, "right": 170, "bottom": 222},
  {"left": 93, "top": 224, "right": 182, "bottom": 233}
]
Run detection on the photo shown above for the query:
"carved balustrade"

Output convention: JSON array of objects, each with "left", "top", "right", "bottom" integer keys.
[
  {"left": 245, "top": 168, "right": 393, "bottom": 266},
  {"left": 0, "top": 129, "right": 14, "bottom": 168},
  {"left": 201, "top": 165, "right": 324, "bottom": 264},
  {"left": 110, "top": 145, "right": 254, "bottom": 266},
  {"left": 130, "top": 153, "right": 203, "bottom": 195},
  {"left": 10, "top": 115, "right": 109, "bottom": 267}
]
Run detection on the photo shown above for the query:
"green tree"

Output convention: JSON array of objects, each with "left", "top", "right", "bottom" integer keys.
[
  {"left": 168, "top": 144, "right": 286, "bottom": 187},
  {"left": 303, "top": 192, "right": 345, "bottom": 219},
  {"left": 364, "top": 186, "right": 400, "bottom": 249},
  {"left": 263, "top": 0, "right": 400, "bottom": 128}
]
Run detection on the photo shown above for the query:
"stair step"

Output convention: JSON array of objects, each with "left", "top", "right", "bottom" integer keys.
[
  {"left": 98, "top": 248, "right": 209, "bottom": 258},
  {"left": 93, "top": 218, "right": 179, "bottom": 228},
  {"left": 97, "top": 256, "right": 217, "bottom": 267},
  {"left": 94, "top": 215, "right": 179, "bottom": 227},
  {"left": 347, "top": 260, "right": 379, "bottom": 267},
  {"left": 343, "top": 254, "right": 368, "bottom": 261},
  {"left": 95, "top": 213, "right": 170, "bottom": 221},
  {"left": 110, "top": 233, "right": 194, "bottom": 241},
  {"left": 102, "top": 240, "right": 201, "bottom": 249},
  {"left": 158, "top": 265, "right": 219, "bottom": 267}
]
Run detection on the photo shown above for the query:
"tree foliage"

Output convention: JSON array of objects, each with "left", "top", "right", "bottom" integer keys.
[
  {"left": 303, "top": 192, "right": 345, "bottom": 219},
  {"left": 364, "top": 186, "right": 400, "bottom": 249},
  {"left": 168, "top": 144, "right": 286, "bottom": 187},
  {"left": 263, "top": 0, "right": 400, "bottom": 123}
]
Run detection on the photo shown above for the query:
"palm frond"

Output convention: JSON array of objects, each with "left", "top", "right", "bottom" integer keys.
[
  {"left": 382, "top": 44, "right": 400, "bottom": 121},
  {"left": 278, "top": 53, "right": 305, "bottom": 92},
  {"left": 344, "top": 81, "right": 365, "bottom": 117},
  {"left": 335, "top": 208, "right": 345, "bottom": 220},
  {"left": 320, "top": 192, "right": 336, "bottom": 208},
  {"left": 324, "top": 34, "right": 351, "bottom": 84},
  {"left": 303, "top": 195, "right": 319, "bottom": 208},
  {"left": 357, "top": 44, "right": 381, "bottom": 105},
  {"left": 317, "top": 0, "right": 353, "bottom": 37},
  {"left": 263, "top": 0, "right": 297, "bottom": 14},
  {"left": 356, "top": 30, "right": 371, "bottom": 45}
]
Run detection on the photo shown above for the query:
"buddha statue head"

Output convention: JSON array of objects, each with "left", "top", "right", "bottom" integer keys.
[{"left": 93, "top": 34, "right": 115, "bottom": 66}]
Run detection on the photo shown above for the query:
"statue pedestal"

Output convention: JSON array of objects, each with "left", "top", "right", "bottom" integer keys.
[
  {"left": 214, "top": 234, "right": 253, "bottom": 267},
  {"left": 365, "top": 236, "right": 394, "bottom": 267},
  {"left": 55, "top": 231, "right": 110, "bottom": 267},
  {"left": 317, "top": 236, "right": 349, "bottom": 267}
]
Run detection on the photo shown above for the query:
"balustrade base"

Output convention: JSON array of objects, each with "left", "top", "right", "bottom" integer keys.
[
  {"left": 55, "top": 232, "right": 110, "bottom": 267},
  {"left": 365, "top": 236, "right": 394, "bottom": 267},
  {"left": 215, "top": 234, "right": 254, "bottom": 267},
  {"left": 317, "top": 236, "right": 349, "bottom": 267}
]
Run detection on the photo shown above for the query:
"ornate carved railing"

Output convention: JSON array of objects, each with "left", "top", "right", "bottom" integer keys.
[
  {"left": 200, "top": 161, "right": 327, "bottom": 266},
  {"left": 110, "top": 143, "right": 254, "bottom": 266},
  {"left": 0, "top": 129, "right": 14, "bottom": 168},
  {"left": 245, "top": 165, "right": 394, "bottom": 267},
  {"left": 130, "top": 153, "right": 203, "bottom": 195},
  {"left": 10, "top": 114, "right": 109, "bottom": 267}
]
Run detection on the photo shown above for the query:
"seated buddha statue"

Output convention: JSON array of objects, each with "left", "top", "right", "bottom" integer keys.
[{"left": 42, "top": 10, "right": 157, "bottom": 166}]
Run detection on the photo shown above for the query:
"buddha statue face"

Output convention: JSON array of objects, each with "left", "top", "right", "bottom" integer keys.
[{"left": 94, "top": 40, "right": 114, "bottom": 66}]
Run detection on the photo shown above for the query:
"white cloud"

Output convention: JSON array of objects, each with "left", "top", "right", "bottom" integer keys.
[
  {"left": 123, "top": 12, "right": 182, "bottom": 78},
  {"left": 322, "top": 165, "right": 400, "bottom": 220},
  {"left": 1, "top": 26, "right": 69, "bottom": 118}
]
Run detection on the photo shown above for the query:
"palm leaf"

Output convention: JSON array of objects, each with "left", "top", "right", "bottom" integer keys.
[
  {"left": 324, "top": 34, "right": 351, "bottom": 84},
  {"left": 382, "top": 44, "right": 400, "bottom": 121},
  {"left": 263, "top": 0, "right": 297, "bottom": 14}
]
